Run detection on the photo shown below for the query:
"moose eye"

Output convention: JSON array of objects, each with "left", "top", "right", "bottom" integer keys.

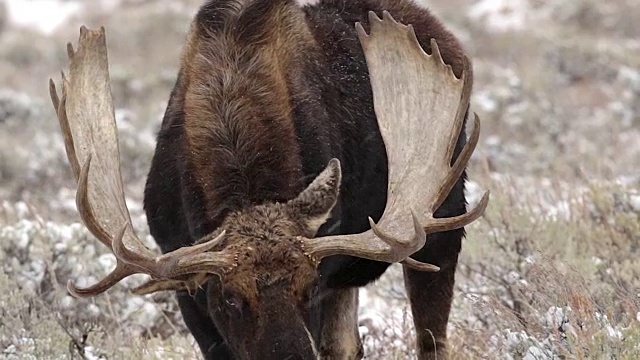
[
  {"left": 306, "top": 283, "right": 320, "bottom": 302},
  {"left": 223, "top": 292, "right": 244, "bottom": 313},
  {"left": 308, "top": 284, "right": 319, "bottom": 298}
]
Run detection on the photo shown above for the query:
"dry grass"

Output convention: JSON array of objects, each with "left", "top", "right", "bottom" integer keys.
[
  {"left": 0, "top": 0, "right": 639, "bottom": 358},
  {"left": 450, "top": 174, "right": 640, "bottom": 358}
]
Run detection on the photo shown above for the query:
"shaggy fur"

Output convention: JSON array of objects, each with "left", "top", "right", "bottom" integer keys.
[{"left": 143, "top": 0, "right": 470, "bottom": 359}]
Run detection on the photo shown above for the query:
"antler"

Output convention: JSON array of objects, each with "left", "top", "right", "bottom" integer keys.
[
  {"left": 302, "top": 11, "right": 489, "bottom": 271},
  {"left": 50, "top": 26, "right": 236, "bottom": 297}
]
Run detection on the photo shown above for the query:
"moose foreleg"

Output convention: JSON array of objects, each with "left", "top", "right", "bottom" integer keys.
[
  {"left": 403, "top": 228, "right": 463, "bottom": 360},
  {"left": 318, "top": 287, "right": 363, "bottom": 360}
]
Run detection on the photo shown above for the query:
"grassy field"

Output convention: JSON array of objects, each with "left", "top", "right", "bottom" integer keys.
[{"left": 0, "top": 0, "right": 639, "bottom": 359}]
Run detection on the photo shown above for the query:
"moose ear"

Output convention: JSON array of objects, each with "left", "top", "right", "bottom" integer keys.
[{"left": 287, "top": 158, "right": 342, "bottom": 235}]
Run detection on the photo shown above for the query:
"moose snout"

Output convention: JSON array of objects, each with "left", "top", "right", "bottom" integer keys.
[
  {"left": 272, "top": 353, "right": 305, "bottom": 360},
  {"left": 254, "top": 338, "right": 317, "bottom": 360},
  {"left": 253, "top": 322, "right": 318, "bottom": 360}
]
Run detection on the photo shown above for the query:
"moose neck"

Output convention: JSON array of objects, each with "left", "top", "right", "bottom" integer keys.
[{"left": 178, "top": 1, "right": 313, "bottom": 229}]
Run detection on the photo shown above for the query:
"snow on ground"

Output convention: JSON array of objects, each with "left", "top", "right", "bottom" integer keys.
[
  {"left": 467, "top": 0, "right": 531, "bottom": 32},
  {"left": 2, "top": 0, "right": 81, "bottom": 34}
]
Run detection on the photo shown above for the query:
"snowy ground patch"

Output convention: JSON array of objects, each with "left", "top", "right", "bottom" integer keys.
[{"left": 2, "top": 0, "right": 81, "bottom": 34}]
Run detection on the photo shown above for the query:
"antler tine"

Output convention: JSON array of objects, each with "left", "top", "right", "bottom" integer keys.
[
  {"left": 51, "top": 26, "right": 237, "bottom": 297},
  {"left": 49, "top": 80, "right": 81, "bottom": 179},
  {"left": 132, "top": 273, "right": 210, "bottom": 296},
  {"left": 67, "top": 263, "right": 137, "bottom": 297},
  {"left": 66, "top": 222, "right": 137, "bottom": 297},
  {"left": 302, "top": 11, "right": 489, "bottom": 270},
  {"left": 428, "top": 55, "right": 475, "bottom": 212}
]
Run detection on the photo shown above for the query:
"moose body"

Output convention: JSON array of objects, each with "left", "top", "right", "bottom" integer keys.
[
  {"left": 144, "top": 0, "right": 468, "bottom": 358},
  {"left": 50, "top": 0, "right": 487, "bottom": 359}
]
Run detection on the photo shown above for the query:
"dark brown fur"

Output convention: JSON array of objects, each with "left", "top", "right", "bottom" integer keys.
[{"left": 144, "top": 1, "right": 470, "bottom": 359}]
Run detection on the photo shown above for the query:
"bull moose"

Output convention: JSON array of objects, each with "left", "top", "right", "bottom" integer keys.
[{"left": 49, "top": 0, "right": 489, "bottom": 359}]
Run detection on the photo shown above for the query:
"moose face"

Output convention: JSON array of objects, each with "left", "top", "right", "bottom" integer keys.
[{"left": 204, "top": 198, "right": 333, "bottom": 359}]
